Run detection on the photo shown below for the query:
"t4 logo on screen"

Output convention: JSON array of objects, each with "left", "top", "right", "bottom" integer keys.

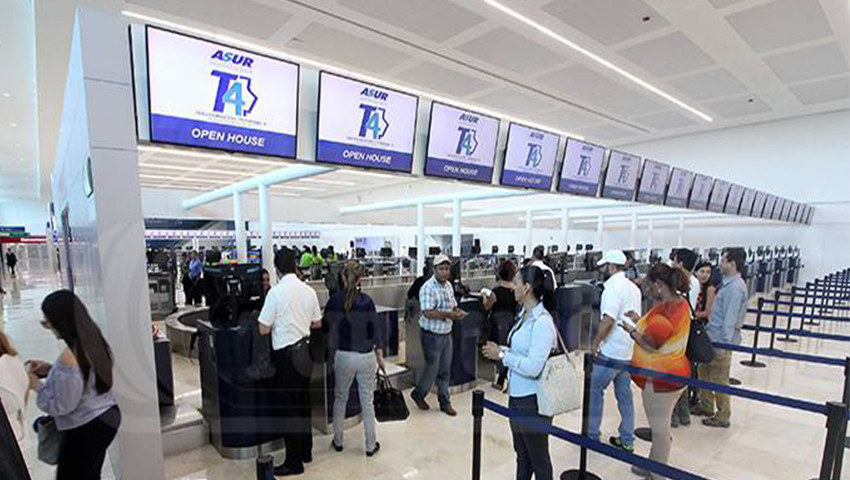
[
  {"left": 210, "top": 70, "right": 258, "bottom": 117},
  {"left": 456, "top": 127, "right": 478, "bottom": 156},
  {"left": 358, "top": 104, "right": 389, "bottom": 140},
  {"left": 617, "top": 164, "right": 631, "bottom": 184},
  {"left": 525, "top": 143, "right": 543, "bottom": 168},
  {"left": 576, "top": 154, "right": 592, "bottom": 177}
]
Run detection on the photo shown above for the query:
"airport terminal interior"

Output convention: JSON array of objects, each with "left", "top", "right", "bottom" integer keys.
[{"left": 0, "top": 1, "right": 849, "bottom": 479}]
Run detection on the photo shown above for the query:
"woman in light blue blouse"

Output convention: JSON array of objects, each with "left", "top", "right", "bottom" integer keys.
[
  {"left": 26, "top": 290, "right": 120, "bottom": 480},
  {"left": 483, "top": 266, "right": 558, "bottom": 480}
]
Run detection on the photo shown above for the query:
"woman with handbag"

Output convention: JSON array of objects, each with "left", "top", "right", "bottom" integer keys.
[
  {"left": 620, "top": 264, "right": 691, "bottom": 480},
  {"left": 482, "top": 265, "right": 557, "bottom": 480},
  {"left": 323, "top": 261, "right": 384, "bottom": 457},
  {"left": 26, "top": 290, "right": 120, "bottom": 480}
]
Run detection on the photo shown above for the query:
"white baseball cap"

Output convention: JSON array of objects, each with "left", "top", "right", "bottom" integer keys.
[
  {"left": 597, "top": 250, "right": 627, "bottom": 267},
  {"left": 433, "top": 254, "right": 452, "bottom": 266}
]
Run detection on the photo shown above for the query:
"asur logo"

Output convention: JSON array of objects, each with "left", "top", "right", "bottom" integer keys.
[
  {"left": 211, "top": 50, "right": 254, "bottom": 68},
  {"left": 360, "top": 87, "right": 389, "bottom": 101},
  {"left": 358, "top": 104, "right": 389, "bottom": 140},
  {"left": 456, "top": 127, "right": 478, "bottom": 156},
  {"left": 211, "top": 71, "right": 258, "bottom": 116},
  {"left": 525, "top": 143, "right": 543, "bottom": 168}
]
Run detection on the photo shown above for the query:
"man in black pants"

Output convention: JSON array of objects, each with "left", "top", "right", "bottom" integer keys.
[{"left": 258, "top": 248, "right": 322, "bottom": 476}]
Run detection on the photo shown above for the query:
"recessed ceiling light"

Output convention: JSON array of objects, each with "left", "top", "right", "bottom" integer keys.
[
  {"left": 2, "top": 93, "right": 10, "bottom": 98},
  {"left": 9, "top": 122, "right": 18, "bottom": 128},
  {"left": 480, "top": 0, "right": 713, "bottom": 122}
]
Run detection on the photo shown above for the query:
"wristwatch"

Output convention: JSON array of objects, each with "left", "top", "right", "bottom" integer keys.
[{"left": 498, "top": 347, "right": 506, "bottom": 360}]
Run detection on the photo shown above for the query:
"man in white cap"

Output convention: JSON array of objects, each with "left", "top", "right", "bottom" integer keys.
[
  {"left": 588, "top": 250, "right": 642, "bottom": 452},
  {"left": 411, "top": 254, "right": 467, "bottom": 416}
]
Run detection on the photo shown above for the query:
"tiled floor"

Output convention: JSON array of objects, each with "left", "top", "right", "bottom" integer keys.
[{"left": 3, "top": 266, "right": 849, "bottom": 480}]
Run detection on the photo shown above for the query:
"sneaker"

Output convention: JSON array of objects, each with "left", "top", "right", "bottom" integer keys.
[
  {"left": 609, "top": 436, "right": 634, "bottom": 453},
  {"left": 331, "top": 441, "right": 343, "bottom": 453},
  {"left": 366, "top": 442, "right": 381, "bottom": 457},
  {"left": 702, "top": 417, "right": 730, "bottom": 428},
  {"left": 679, "top": 417, "right": 691, "bottom": 427},
  {"left": 440, "top": 404, "right": 458, "bottom": 417},
  {"left": 631, "top": 465, "right": 652, "bottom": 478},
  {"left": 690, "top": 406, "right": 714, "bottom": 417},
  {"left": 411, "top": 392, "right": 430, "bottom": 411}
]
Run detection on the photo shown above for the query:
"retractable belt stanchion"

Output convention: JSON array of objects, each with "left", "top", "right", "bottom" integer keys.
[
  {"left": 769, "top": 291, "right": 780, "bottom": 350},
  {"left": 805, "top": 282, "right": 821, "bottom": 327},
  {"left": 472, "top": 390, "right": 484, "bottom": 480},
  {"left": 841, "top": 358, "right": 850, "bottom": 451},
  {"left": 813, "top": 402, "right": 847, "bottom": 480},
  {"left": 741, "top": 297, "right": 768, "bottom": 368},
  {"left": 776, "top": 289, "right": 799, "bottom": 344},
  {"left": 561, "top": 353, "right": 602, "bottom": 480}
]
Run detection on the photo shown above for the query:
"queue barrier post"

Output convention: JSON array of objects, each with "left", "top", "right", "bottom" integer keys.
[
  {"left": 472, "top": 390, "right": 484, "bottom": 480},
  {"left": 841, "top": 358, "right": 850, "bottom": 453},
  {"left": 805, "top": 282, "right": 821, "bottom": 327},
  {"left": 560, "top": 353, "right": 602, "bottom": 480},
  {"left": 816, "top": 402, "right": 847, "bottom": 480},
  {"left": 769, "top": 290, "right": 780, "bottom": 350},
  {"left": 741, "top": 297, "right": 767, "bottom": 368},
  {"left": 777, "top": 290, "right": 799, "bottom": 344}
]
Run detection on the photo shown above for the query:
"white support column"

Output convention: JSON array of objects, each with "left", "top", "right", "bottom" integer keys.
[
  {"left": 560, "top": 208, "right": 569, "bottom": 250},
  {"left": 452, "top": 198, "right": 462, "bottom": 257},
  {"left": 416, "top": 202, "right": 425, "bottom": 275},
  {"left": 596, "top": 215, "right": 605, "bottom": 251},
  {"left": 258, "top": 184, "right": 273, "bottom": 278},
  {"left": 647, "top": 218, "right": 654, "bottom": 253},
  {"left": 677, "top": 215, "right": 686, "bottom": 247},
  {"left": 525, "top": 210, "right": 533, "bottom": 257},
  {"left": 233, "top": 192, "right": 247, "bottom": 263},
  {"left": 630, "top": 212, "right": 638, "bottom": 249}
]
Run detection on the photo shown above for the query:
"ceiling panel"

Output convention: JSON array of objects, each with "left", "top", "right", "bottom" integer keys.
[
  {"left": 126, "top": 0, "right": 290, "bottom": 39},
  {"left": 632, "top": 110, "right": 698, "bottom": 130},
  {"left": 527, "top": 107, "right": 598, "bottom": 133},
  {"left": 708, "top": 0, "right": 748, "bottom": 8},
  {"left": 707, "top": 94, "right": 772, "bottom": 118},
  {"left": 763, "top": 42, "right": 849, "bottom": 84},
  {"left": 589, "top": 89, "right": 666, "bottom": 117},
  {"left": 288, "top": 22, "right": 409, "bottom": 72},
  {"left": 394, "top": 60, "right": 492, "bottom": 97},
  {"left": 536, "top": 64, "right": 627, "bottom": 98},
  {"left": 469, "top": 88, "right": 555, "bottom": 118},
  {"left": 788, "top": 76, "right": 850, "bottom": 105},
  {"left": 667, "top": 68, "right": 748, "bottom": 100},
  {"left": 455, "top": 26, "right": 569, "bottom": 74},
  {"left": 337, "top": 0, "right": 486, "bottom": 43},
  {"left": 618, "top": 31, "right": 716, "bottom": 77},
  {"left": 578, "top": 123, "right": 641, "bottom": 142},
  {"left": 725, "top": 0, "right": 833, "bottom": 53},
  {"left": 541, "top": 0, "right": 670, "bottom": 47}
]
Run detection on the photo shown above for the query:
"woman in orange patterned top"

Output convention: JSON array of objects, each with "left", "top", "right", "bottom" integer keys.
[{"left": 620, "top": 263, "right": 691, "bottom": 479}]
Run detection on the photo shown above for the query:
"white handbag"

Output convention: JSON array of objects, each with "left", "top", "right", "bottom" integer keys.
[{"left": 536, "top": 328, "right": 581, "bottom": 417}]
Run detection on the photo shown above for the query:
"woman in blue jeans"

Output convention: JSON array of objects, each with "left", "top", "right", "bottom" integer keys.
[
  {"left": 323, "top": 261, "right": 384, "bottom": 457},
  {"left": 483, "top": 265, "right": 557, "bottom": 480}
]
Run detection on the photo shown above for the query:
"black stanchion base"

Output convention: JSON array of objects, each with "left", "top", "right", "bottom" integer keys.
[
  {"left": 635, "top": 427, "right": 653, "bottom": 442},
  {"left": 775, "top": 337, "right": 799, "bottom": 343},
  {"left": 729, "top": 377, "right": 742, "bottom": 385},
  {"left": 740, "top": 360, "right": 767, "bottom": 368},
  {"left": 560, "top": 470, "right": 602, "bottom": 480}
]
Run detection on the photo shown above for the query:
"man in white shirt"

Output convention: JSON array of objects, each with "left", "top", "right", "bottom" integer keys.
[
  {"left": 670, "top": 248, "right": 700, "bottom": 428},
  {"left": 259, "top": 248, "right": 322, "bottom": 476},
  {"left": 589, "top": 250, "right": 642, "bottom": 452}
]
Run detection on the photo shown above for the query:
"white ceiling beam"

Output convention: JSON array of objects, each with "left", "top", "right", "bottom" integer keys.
[{"left": 340, "top": 189, "right": 531, "bottom": 214}]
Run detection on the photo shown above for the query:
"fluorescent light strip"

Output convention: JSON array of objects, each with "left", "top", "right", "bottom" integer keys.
[
  {"left": 269, "top": 184, "right": 324, "bottom": 192},
  {"left": 138, "top": 145, "right": 285, "bottom": 166},
  {"left": 140, "top": 162, "right": 250, "bottom": 176},
  {"left": 298, "top": 178, "right": 356, "bottom": 186},
  {"left": 139, "top": 174, "right": 225, "bottom": 184},
  {"left": 122, "top": 11, "right": 585, "bottom": 140},
  {"left": 480, "top": 0, "right": 713, "bottom": 123}
]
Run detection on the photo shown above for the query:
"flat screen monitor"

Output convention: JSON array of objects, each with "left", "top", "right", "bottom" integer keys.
[
  {"left": 752, "top": 191, "right": 767, "bottom": 217},
  {"left": 789, "top": 202, "right": 800, "bottom": 222},
  {"left": 501, "top": 123, "right": 559, "bottom": 190},
  {"left": 708, "top": 179, "right": 731, "bottom": 213},
  {"left": 806, "top": 206, "right": 815, "bottom": 224},
  {"left": 558, "top": 138, "right": 605, "bottom": 197},
  {"left": 146, "top": 26, "right": 299, "bottom": 157},
  {"left": 780, "top": 199, "right": 792, "bottom": 221},
  {"left": 425, "top": 102, "right": 500, "bottom": 183},
  {"left": 316, "top": 71, "right": 418, "bottom": 172},
  {"left": 664, "top": 168, "right": 695, "bottom": 208},
  {"left": 428, "top": 246, "right": 441, "bottom": 255},
  {"left": 739, "top": 188, "right": 756, "bottom": 217},
  {"left": 689, "top": 174, "right": 713, "bottom": 210},
  {"left": 763, "top": 195, "right": 778, "bottom": 219},
  {"left": 636, "top": 159, "right": 670, "bottom": 205},
  {"left": 601, "top": 150, "right": 641, "bottom": 200},
  {"left": 772, "top": 198, "right": 785, "bottom": 220},
  {"left": 724, "top": 184, "right": 746, "bottom": 214}
]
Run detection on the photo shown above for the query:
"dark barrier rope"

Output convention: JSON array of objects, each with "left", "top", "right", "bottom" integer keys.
[
  {"left": 713, "top": 340, "right": 847, "bottom": 367},
  {"left": 746, "top": 308, "right": 850, "bottom": 323},
  {"left": 742, "top": 324, "right": 850, "bottom": 343},
  {"left": 481, "top": 399, "right": 715, "bottom": 480},
  {"left": 777, "top": 292, "right": 850, "bottom": 301},
  {"left": 593, "top": 356, "right": 827, "bottom": 416},
  {"left": 763, "top": 299, "right": 850, "bottom": 311}
]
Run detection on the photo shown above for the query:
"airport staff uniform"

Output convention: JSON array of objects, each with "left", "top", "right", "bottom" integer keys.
[
  {"left": 588, "top": 270, "right": 642, "bottom": 448},
  {"left": 259, "top": 273, "right": 322, "bottom": 473}
]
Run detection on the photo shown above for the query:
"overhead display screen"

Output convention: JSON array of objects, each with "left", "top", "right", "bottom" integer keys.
[
  {"left": 763, "top": 195, "right": 778, "bottom": 219},
  {"left": 664, "top": 168, "right": 695, "bottom": 208},
  {"left": 146, "top": 26, "right": 299, "bottom": 157},
  {"left": 636, "top": 159, "right": 670, "bottom": 205},
  {"left": 689, "top": 174, "right": 713, "bottom": 210},
  {"left": 799, "top": 205, "right": 807, "bottom": 224},
  {"left": 752, "top": 191, "right": 767, "bottom": 218},
  {"left": 773, "top": 198, "right": 786, "bottom": 220},
  {"left": 789, "top": 202, "right": 800, "bottom": 222},
  {"left": 708, "top": 179, "right": 731, "bottom": 213},
  {"left": 780, "top": 199, "right": 792, "bottom": 221},
  {"left": 601, "top": 150, "right": 641, "bottom": 200},
  {"left": 558, "top": 138, "right": 605, "bottom": 197},
  {"left": 724, "top": 184, "right": 746, "bottom": 214},
  {"left": 316, "top": 72, "right": 419, "bottom": 172},
  {"left": 806, "top": 206, "right": 815, "bottom": 224},
  {"left": 739, "top": 188, "right": 757, "bottom": 217},
  {"left": 425, "top": 102, "right": 500, "bottom": 183},
  {"left": 501, "top": 123, "right": 559, "bottom": 190}
]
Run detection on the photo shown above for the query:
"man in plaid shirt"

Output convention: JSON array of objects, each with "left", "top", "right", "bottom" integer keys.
[{"left": 410, "top": 254, "right": 467, "bottom": 416}]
